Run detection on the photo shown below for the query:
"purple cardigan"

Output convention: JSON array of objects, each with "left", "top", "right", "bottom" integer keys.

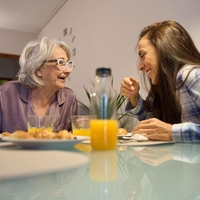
[{"left": 0, "top": 81, "right": 78, "bottom": 133}]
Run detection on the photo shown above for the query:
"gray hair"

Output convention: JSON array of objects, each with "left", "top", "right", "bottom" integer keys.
[{"left": 17, "top": 37, "right": 71, "bottom": 88}]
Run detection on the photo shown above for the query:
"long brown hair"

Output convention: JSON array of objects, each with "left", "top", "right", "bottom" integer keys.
[{"left": 138, "top": 20, "right": 200, "bottom": 124}]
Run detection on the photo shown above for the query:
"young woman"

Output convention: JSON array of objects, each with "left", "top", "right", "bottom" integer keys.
[{"left": 120, "top": 20, "right": 200, "bottom": 142}]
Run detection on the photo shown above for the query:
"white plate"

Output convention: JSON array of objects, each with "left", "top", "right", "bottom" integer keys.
[
  {"left": 118, "top": 132, "right": 132, "bottom": 138},
  {"left": 82, "top": 139, "right": 175, "bottom": 146},
  {"left": 1, "top": 136, "right": 89, "bottom": 149},
  {"left": 118, "top": 140, "right": 175, "bottom": 146}
]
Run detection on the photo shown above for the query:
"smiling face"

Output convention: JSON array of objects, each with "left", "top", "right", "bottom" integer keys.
[
  {"left": 37, "top": 46, "right": 71, "bottom": 91},
  {"left": 138, "top": 36, "right": 159, "bottom": 85}
]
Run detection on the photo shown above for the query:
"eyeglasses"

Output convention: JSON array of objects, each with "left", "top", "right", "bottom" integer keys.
[{"left": 44, "top": 59, "right": 74, "bottom": 71}]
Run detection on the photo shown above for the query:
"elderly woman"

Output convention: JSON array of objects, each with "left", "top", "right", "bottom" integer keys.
[{"left": 0, "top": 37, "right": 78, "bottom": 133}]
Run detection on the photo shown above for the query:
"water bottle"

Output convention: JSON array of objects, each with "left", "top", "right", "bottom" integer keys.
[{"left": 90, "top": 67, "right": 117, "bottom": 119}]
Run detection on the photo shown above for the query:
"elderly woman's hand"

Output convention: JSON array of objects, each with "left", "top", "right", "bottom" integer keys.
[{"left": 132, "top": 118, "right": 173, "bottom": 141}]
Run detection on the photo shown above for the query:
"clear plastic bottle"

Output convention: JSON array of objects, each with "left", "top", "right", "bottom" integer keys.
[{"left": 90, "top": 67, "right": 117, "bottom": 119}]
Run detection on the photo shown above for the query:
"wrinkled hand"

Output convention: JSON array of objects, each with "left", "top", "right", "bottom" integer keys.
[
  {"left": 132, "top": 118, "right": 173, "bottom": 141},
  {"left": 120, "top": 76, "right": 140, "bottom": 98}
]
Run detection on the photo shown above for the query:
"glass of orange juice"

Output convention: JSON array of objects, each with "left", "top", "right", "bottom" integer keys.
[
  {"left": 90, "top": 119, "right": 118, "bottom": 150},
  {"left": 27, "top": 115, "right": 54, "bottom": 132},
  {"left": 71, "top": 115, "right": 96, "bottom": 136}
]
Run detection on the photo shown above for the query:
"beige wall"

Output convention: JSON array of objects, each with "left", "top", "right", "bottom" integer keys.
[
  {"left": 0, "top": 28, "right": 36, "bottom": 80},
  {"left": 1, "top": 0, "right": 200, "bottom": 105},
  {"left": 0, "top": 28, "right": 36, "bottom": 55},
  {"left": 37, "top": 0, "right": 200, "bottom": 105}
]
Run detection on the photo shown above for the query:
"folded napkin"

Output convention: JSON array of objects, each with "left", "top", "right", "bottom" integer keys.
[{"left": 131, "top": 134, "right": 148, "bottom": 141}]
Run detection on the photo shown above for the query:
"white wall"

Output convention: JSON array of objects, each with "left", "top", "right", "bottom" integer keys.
[
  {"left": 37, "top": 0, "right": 200, "bottom": 105},
  {"left": 0, "top": 28, "right": 36, "bottom": 55}
]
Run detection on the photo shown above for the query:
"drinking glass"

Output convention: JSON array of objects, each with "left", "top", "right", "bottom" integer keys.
[
  {"left": 27, "top": 115, "right": 54, "bottom": 132},
  {"left": 71, "top": 115, "right": 96, "bottom": 136},
  {"left": 90, "top": 119, "right": 118, "bottom": 150}
]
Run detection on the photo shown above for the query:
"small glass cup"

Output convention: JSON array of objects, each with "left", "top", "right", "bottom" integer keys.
[
  {"left": 90, "top": 119, "right": 118, "bottom": 150},
  {"left": 71, "top": 115, "right": 96, "bottom": 137},
  {"left": 27, "top": 115, "right": 54, "bottom": 133}
]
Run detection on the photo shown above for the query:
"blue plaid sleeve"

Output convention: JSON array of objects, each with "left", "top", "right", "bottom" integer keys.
[
  {"left": 172, "top": 122, "right": 200, "bottom": 142},
  {"left": 125, "top": 95, "right": 153, "bottom": 121},
  {"left": 172, "top": 65, "right": 200, "bottom": 142}
]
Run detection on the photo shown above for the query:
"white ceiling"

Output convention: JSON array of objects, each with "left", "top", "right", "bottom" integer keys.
[
  {"left": 0, "top": 0, "right": 67, "bottom": 34},
  {"left": 0, "top": 0, "right": 199, "bottom": 37}
]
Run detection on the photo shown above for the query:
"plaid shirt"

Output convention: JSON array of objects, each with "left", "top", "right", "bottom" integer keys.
[{"left": 126, "top": 65, "right": 200, "bottom": 142}]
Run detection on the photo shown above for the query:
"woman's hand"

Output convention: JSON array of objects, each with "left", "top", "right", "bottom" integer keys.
[
  {"left": 120, "top": 76, "right": 140, "bottom": 108},
  {"left": 132, "top": 118, "right": 173, "bottom": 141}
]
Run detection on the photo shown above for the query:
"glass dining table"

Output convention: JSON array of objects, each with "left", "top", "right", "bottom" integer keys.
[{"left": 0, "top": 138, "right": 199, "bottom": 200}]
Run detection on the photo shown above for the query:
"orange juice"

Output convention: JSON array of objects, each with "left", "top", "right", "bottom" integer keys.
[
  {"left": 90, "top": 119, "right": 118, "bottom": 150},
  {"left": 28, "top": 127, "right": 53, "bottom": 133},
  {"left": 73, "top": 128, "right": 90, "bottom": 136}
]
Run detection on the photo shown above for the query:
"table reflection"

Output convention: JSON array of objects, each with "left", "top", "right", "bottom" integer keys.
[
  {"left": 0, "top": 143, "right": 200, "bottom": 200},
  {"left": 0, "top": 169, "right": 76, "bottom": 200},
  {"left": 90, "top": 150, "right": 118, "bottom": 181},
  {"left": 119, "top": 143, "right": 200, "bottom": 200}
]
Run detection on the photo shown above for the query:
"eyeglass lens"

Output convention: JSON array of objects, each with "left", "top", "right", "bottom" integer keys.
[{"left": 58, "top": 59, "right": 73, "bottom": 70}]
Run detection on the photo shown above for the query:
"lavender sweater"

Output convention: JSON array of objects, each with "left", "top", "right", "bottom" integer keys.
[{"left": 0, "top": 81, "right": 78, "bottom": 133}]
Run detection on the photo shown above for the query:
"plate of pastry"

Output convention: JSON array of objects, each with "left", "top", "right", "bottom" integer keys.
[{"left": 1, "top": 130, "right": 89, "bottom": 149}]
